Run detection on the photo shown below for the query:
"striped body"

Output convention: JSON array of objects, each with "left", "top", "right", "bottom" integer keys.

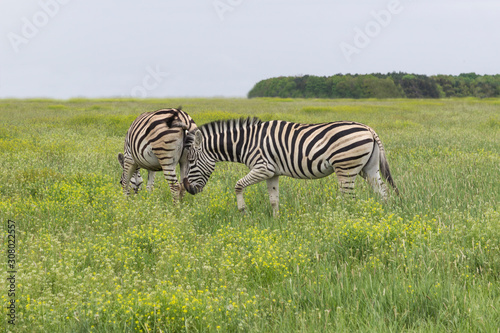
[
  {"left": 118, "top": 108, "right": 197, "bottom": 200},
  {"left": 183, "top": 118, "right": 398, "bottom": 215}
]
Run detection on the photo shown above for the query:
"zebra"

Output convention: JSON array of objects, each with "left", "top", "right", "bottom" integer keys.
[
  {"left": 182, "top": 117, "right": 398, "bottom": 216},
  {"left": 117, "top": 107, "right": 197, "bottom": 201}
]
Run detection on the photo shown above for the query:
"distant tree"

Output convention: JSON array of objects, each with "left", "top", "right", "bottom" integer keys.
[
  {"left": 247, "top": 73, "right": 498, "bottom": 99},
  {"left": 304, "top": 76, "right": 328, "bottom": 98},
  {"left": 434, "top": 75, "right": 455, "bottom": 97},
  {"left": 362, "top": 75, "right": 402, "bottom": 98},
  {"left": 459, "top": 72, "right": 480, "bottom": 81},
  {"left": 473, "top": 76, "right": 499, "bottom": 98},
  {"left": 329, "top": 75, "right": 345, "bottom": 98},
  {"left": 395, "top": 74, "right": 440, "bottom": 98},
  {"left": 335, "top": 75, "right": 364, "bottom": 98}
]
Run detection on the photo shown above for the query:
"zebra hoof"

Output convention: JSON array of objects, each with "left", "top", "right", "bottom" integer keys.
[{"left": 238, "top": 207, "right": 249, "bottom": 215}]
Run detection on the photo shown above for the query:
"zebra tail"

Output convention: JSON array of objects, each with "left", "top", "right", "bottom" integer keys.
[
  {"left": 370, "top": 128, "right": 400, "bottom": 196},
  {"left": 166, "top": 109, "right": 189, "bottom": 130}
]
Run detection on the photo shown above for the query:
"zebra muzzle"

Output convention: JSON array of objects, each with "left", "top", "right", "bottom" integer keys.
[{"left": 183, "top": 178, "right": 201, "bottom": 195}]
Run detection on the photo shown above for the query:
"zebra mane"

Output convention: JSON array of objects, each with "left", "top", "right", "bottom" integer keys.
[{"left": 201, "top": 117, "right": 262, "bottom": 133}]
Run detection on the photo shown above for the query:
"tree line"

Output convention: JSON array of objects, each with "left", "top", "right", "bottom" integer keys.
[{"left": 247, "top": 73, "right": 500, "bottom": 99}]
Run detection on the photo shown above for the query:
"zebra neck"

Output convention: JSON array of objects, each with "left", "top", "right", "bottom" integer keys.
[{"left": 202, "top": 128, "right": 247, "bottom": 164}]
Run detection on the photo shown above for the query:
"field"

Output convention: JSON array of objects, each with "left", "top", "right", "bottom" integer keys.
[{"left": 0, "top": 98, "right": 499, "bottom": 332}]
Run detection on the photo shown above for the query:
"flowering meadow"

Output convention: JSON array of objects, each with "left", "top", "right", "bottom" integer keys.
[{"left": 0, "top": 98, "right": 499, "bottom": 332}]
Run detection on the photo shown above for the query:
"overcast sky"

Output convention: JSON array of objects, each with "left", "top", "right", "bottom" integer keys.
[{"left": 1, "top": 0, "right": 499, "bottom": 99}]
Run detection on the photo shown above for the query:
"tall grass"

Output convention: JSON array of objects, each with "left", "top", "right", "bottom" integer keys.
[{"left": 0, "top": 98, "right": 499, "bottom": 332}]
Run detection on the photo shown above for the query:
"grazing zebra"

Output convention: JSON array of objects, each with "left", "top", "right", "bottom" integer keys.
[
  {"left": 118, "top": 107, "right": 197, "bottom": 201},
  {"left": 182, "top": 118, "right": 398, "bottom": 216}
]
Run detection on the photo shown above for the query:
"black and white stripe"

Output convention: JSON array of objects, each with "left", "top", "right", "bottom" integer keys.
[
  {"left": 183, "top": 118, "right": 398, "bottom": 215},
  {"left": 118, "top": 107, "right": 197, "bottom": 201}
]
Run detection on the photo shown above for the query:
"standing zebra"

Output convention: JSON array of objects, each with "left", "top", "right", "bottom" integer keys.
[
  {"left": 183, "top": 118, "right": 398, "bottom": 216},
  {"left": 118, "top": 107, "right": 197, "bottom": 201}
]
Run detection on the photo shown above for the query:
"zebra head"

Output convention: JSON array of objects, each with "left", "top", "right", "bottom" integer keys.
[
  {"left": 128, "top": 170, "right": 144, "bottom": 194},
  {"left": 182, "top": 130, "right": 216, "bottom": 195},
  {"left": 117, "top": 153, "right": 144, "bottom": 194}
]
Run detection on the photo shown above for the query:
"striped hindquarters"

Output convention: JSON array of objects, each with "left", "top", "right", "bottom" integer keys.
[
  {"left": 119, "top": 107, "right": 197, "bottom": 195},
  {"left": 125, "top": 108, "right": 196, "bottom": 170}
]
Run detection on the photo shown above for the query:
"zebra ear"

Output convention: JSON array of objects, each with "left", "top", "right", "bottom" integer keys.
[
  {"left": 194, "top": 130, "right": 203, "bottom": 148},
  {"left": 117, "top": 153, "right": 125, "bottom": 168}
]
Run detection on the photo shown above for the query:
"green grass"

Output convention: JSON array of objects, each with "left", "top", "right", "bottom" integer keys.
[{"left": 0, "top": 98, "right": 499, "bottom": 332}]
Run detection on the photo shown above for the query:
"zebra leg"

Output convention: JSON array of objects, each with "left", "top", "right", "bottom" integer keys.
[
  {"left": 365, "top": 171, "right": 388, "bottom": 200},
  {"left": 235, "top": 166, "right": 275, "bottom": 214},
  {"left": 151, "top": 133, "right": 184, "bottom": 202},
  {"left": 162, "top": 168, "right": 182, "bottom": 203},
  {"left": 235, "top": 183, "right": 247, "bottom": 213},
  {"left": 335, "top": 169, "right": 357, "bottom": 197},
  {"left": 266, "top": 176, "right": 280, "bottom": 217},
  {"left": 178, "top": 179, "right": 186, "bottom": 201},
  {"left": 158, "top": 150, "right": 183, "bottom": 202},
  {"left": 361, "top": 147, "right": 389, "bottom": 200},
  {"left": 146, "top": 170, "right": 156, "bottom": 192}
]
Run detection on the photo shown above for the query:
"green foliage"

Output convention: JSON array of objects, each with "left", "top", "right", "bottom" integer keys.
[
  {"left": 0, "top": 98, "right": 499, "bottom": 332},
  {"left": 248, "top": 72, "right": 500, "bottom": 99}
]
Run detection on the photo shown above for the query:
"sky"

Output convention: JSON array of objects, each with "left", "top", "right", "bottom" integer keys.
[{"left": 1, "top": 0, "right": 499, "bottom": 99}]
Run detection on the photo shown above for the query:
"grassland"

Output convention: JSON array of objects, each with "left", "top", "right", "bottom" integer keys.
[{"left": 0, "top": 98, "right": 499, "bottom": 332}]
